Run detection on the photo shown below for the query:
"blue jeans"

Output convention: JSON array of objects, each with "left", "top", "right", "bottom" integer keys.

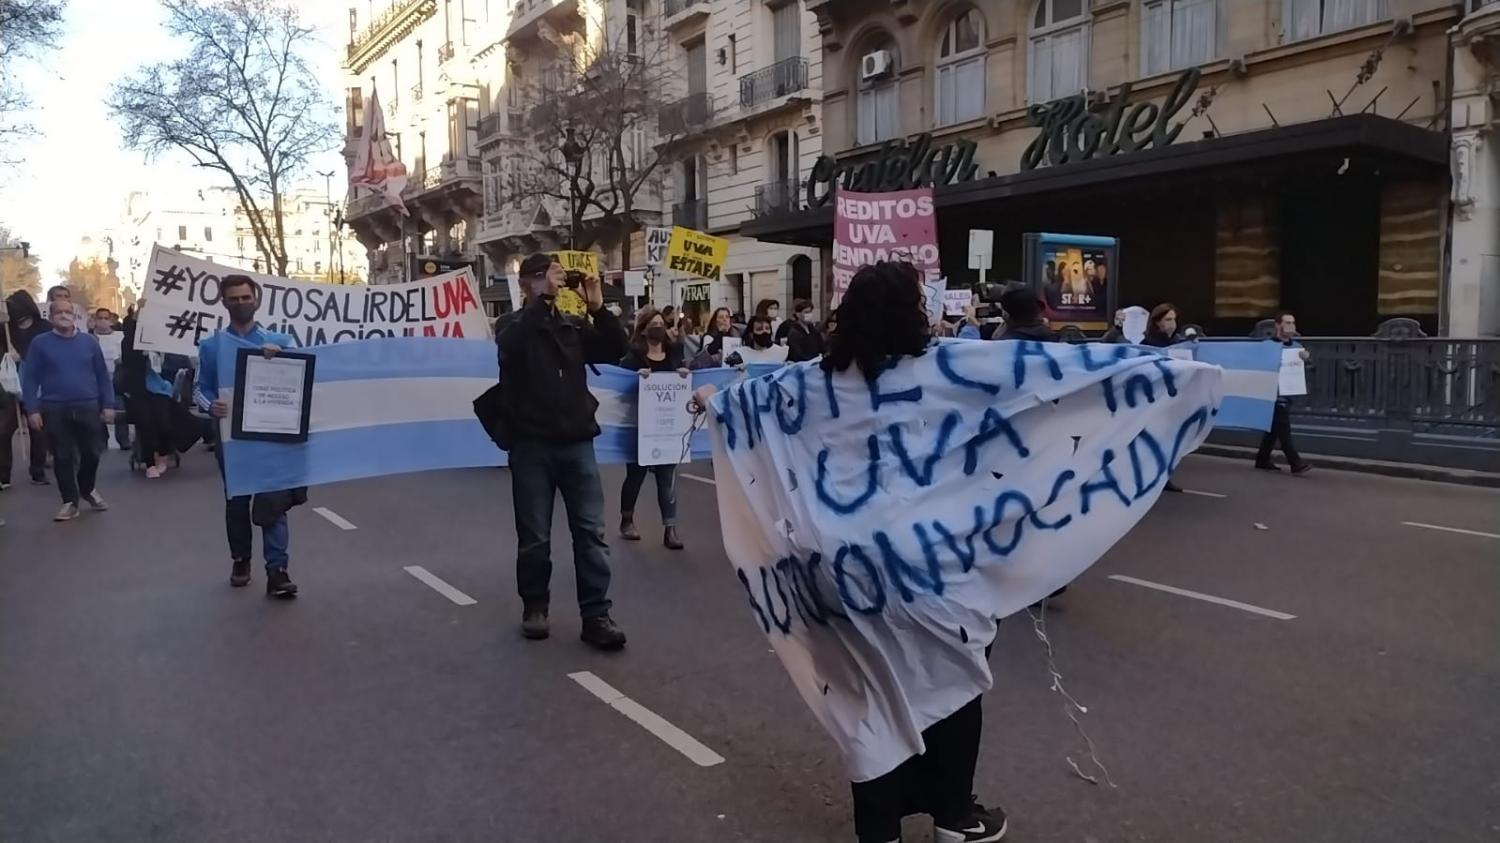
[
  {"left": 213, "top": 428, "right": 289, "bottom": 572},
  {"left": 509, "top": 438, "right": 612, "bottom": 618},
  {"left": 41, "top": 402, "right": 103, "bottom": 505}
]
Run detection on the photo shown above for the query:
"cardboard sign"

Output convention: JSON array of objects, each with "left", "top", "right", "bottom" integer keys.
[
  {"left": 967, "top": 229, "right": 993, "bottom": 271},
  {"left": 833, "top": 187, "right": 940, "bottom": 295},
  {"left": 666, "top": 226, "right": 729, "bottom": 281},
  {"left": 637, "top": 372, "right": 695, "bottom": 466},
  {"left": 1278, "top": 346, "right": 1308, "bottom": 396},
  {"left": 623, "top": 270, "right": 647, "bottom": 297},
  {"left": 645, "top": 227, "right": 673, "bottom": 268},
  {"left": 555, "top": 250, "right": 599, "bottom": 277}
]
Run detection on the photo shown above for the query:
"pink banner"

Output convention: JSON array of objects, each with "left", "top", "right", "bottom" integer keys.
[{"left": 832, "top": 187, "right": 940, "bottom": 296}]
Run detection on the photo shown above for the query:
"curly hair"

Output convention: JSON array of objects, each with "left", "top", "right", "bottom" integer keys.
[{"left": 821, "top": 261, "right": 930, "bottom": 381}]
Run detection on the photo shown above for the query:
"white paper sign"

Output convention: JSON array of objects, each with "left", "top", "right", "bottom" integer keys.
[
  {"left": 624, "top": 270, "right": 647, "bottom": 297},
  {"left": 942, "top": 289, "right": 973, "bottom": 316},
  {"left": 645, "top": 227, "right": 673, "bottom": 268},
  {"left": 239, "top": 355, "right": 308, "bottom": 435},
  {"left": 1278, "top": 346, "right": 1308, "bottom": 396},
  {"left": 922, "top": 277, "right": 947, "bottom": 323},
  {"left": 967, "top": 229, "right": 993, "bottom": 270},
  {"left": 720, "top": 336, "right": 742, "bottom": 356},
  {"left": 636, "top": 372, "right": 694, "bottom": 466},
  {"left": 1121, "top": 306, "right": 1149, "bottom": 344}
]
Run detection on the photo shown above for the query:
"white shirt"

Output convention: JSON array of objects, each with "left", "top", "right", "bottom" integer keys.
[
  {"left": 735, "top": 343, "right": 789, "bottom": 364},
  {"left": 93, "top": 331, "right": 124, "bottom": 375}
]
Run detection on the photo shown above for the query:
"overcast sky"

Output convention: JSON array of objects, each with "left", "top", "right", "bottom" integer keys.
[{"left": 0, "top": 0, "right": 350, "bottom": 282}]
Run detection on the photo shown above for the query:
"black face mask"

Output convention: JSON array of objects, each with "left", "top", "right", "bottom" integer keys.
[
  {"left": 751, "top": 332, "right": 772, "bottom": 348},
  {"left": 645, "top": 326, "right": 668, "bottom": 343},
  {"left": 226, "top": 303, "right": 257, "bottom": 324}
]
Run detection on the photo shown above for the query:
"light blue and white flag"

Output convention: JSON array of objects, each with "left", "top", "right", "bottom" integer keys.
[{"left": 1161, "top": 340, "right": 1281, "bottom": 431}]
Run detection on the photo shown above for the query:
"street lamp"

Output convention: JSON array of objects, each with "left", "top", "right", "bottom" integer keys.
[
  {"left": 561, "top": 127, "right": 584, "bottom": 250},
  {"left": 317, "top": 169, "right": 337, "bottom": 282}
]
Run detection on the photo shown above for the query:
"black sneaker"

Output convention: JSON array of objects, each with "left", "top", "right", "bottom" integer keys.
[
  {"left": 521, "top": 606, "right": 550, "bottom": 640},
  {"left": 30, "top": 475, "right": 49, "bottom": 486},
  {"left": 580, "top": 615, "right": 627, "bottom": 651},
  {"left": 1291, "top": 463, "right": 1313, "bottom": 476},
  {"left": 229, "top": 559, "right": 252, "bottom": 588},
  {"left": 936, "top": 800, "right": 1008, "bottom": 842},
  {"left": 1254, "top": 462, "right": 1282, "bottom": 472},
  {"left": 266, "top": 570, "right": 298, "bottom": 599}
]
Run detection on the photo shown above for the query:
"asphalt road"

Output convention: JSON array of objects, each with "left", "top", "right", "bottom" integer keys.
[{"left": 2, "top": 436, "right": 1497, "bottom": 843}]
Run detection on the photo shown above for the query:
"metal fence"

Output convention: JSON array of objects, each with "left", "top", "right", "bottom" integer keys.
[
  {"left": 738, "top": 57, "right": 809, "bottom": 109},
  {"left": 755, "top": 179, "right": 800, "bottom": 216}
]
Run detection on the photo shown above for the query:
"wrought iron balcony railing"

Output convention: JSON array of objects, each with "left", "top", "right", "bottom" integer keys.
[{"left": 738, "top": 57, "right": 809, "bottom": 110}]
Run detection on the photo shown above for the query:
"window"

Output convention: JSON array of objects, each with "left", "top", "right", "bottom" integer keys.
[
  {"left": 935, "top": 9, "right": 986, "bottom": 126},
  {"left": 626, "top": 0, "right": 640, "bottom": 57},
  {"left": 1143, "top": 0, "right": 1220, "bottom": 75},
  {"left": 177, "top": 225, "right": 187, "bottom": 241},
  {"left": 856, "top": 37, "right": 900, "bottom": 146},
  {"left": 1028, "top": 0, "right": 1089, "bottom": 104},
  {"left": 1283, "top": 0, "right": 1389, "bottom": 41},
  {"left": 204, "top": 226, "right": 213, "bottom": 242},
  {"left": 772, "top": 0, "right": 800, "bottom": 63},
  {"left": 392, "top": 58, "right": 399, "bottom": 108}
]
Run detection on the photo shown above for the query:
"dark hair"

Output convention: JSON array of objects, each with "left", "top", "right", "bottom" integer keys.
[
  {"left": 519, "top": 252, "right": 555, "bottom": 279},
  {"left": 820, "top": 261, "right": 929, "bottom": 381},
  {"left": 629, "top": 306, "right": 667, "bottom": 358},
  {"left": 46, "top": 285, "right": 70, "bottom": 301},
  {"left": 1275, "top": 310, "right": 1295, "bottom": 323},
  {"left": 220, "top": 274, "right": 260, "bottom": 299},
  {"left": 662, "top": 304, "right": 675, "bottom": 315},
  {"left": 748, "top": 314, "right": 773, "bottom": 332},
  {"left": 999, "top": 284, "right": 1042, "bottom": 325},
  {"left": 1147, "top": 303, "right": 1178, "bottom": 339},
  {"left": 707, "top": 307, "right": 734, "bottom": 337},
  {"left": 793, "top": 299, "right": 814, "bottom": 314},
  {"left": 754, "top": 299, "right": 780, "bottom": 317},
  {"left": 94, "top": 307, "right": 111, "bottom": 317}
]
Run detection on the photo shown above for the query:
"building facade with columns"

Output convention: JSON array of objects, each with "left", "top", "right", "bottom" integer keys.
[{"left": 743, "top": 0, "right": 1491, "bottom": 337}]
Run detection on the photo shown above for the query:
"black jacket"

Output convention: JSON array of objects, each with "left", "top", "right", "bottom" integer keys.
[
  {"left": 3, "top": 291, "right": 46, "bottom": 358},
  {"left": 998, "top": 321, "right": 1059, "bottom": 342},
  {"left": 494, "top": 298, "right": 627, "bottom": 443},
  {"left": 785, "top": 321, "right": 823, "bottom": 362}
]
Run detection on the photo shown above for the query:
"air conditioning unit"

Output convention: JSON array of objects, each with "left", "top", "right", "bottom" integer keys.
[{"left": 860, "top": 50, "right": 893, "bottom": 82}]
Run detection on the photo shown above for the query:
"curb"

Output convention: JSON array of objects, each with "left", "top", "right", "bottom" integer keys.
[{"left": 1194, "top": 445, "right": 1500, "bottom": 489}]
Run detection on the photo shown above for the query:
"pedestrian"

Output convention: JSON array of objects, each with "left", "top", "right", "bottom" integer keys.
[
  {"left": 754, "top": 298, "right": 783, "bottom": 338},
  {"left": 495, "top": 252, "right": 629, "bottom": 650},
  {"left": 618, "top": 306, "right": 688, "bottom": 550},
  {"left": 1100, "top": 309, "right": 1127, "bottom": 343},
  {"left": 730, "top": 315, "right": 789, "bottom": 365},
  {"left": 19, "top": 295, "right": 114, "bottom": 521},
  {"left": 1256, "top": 311, "right": 1312, "bottom": 475},
  {"left": 91, "top": 308, "right": 130, "bottom": 451},
  {"left": 121, "top": 312, "right": 176, "bottom": 478},
  {"left": 703, "top": 306, "right": 741, "bottom": 363},
  {"left": 2, "top": 290, "right": 52, "bottom": 487},
  {"left": 194, "top": 274, "right": 300, "bottom": 598},
  {"left": 691, "top": 261, "right": 1007, "bottom": 843},
  {"left": 784, "top": 300, "right": 824, "bottom": 362},
  {"left": 1142, "top": 303, "right": 1181, "bottom": 348},
  {"left": 997, "top": 286, "right": 1059, "bottom": 342}
]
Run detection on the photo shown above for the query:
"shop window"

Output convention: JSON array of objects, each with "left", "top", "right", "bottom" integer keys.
[
  {"left": 936, "top": 9, "right": 986, "bottom": 127},
  {"left": 856, "top": 36, "right": 900, "bottom": 146},
  {"left": 1142, "top": 0, "right": 1220, "bottom": 76},
  {"left": 1028, "top": 0, "right": 1089, "bottom": 104},
  {"left": 1283, "top": 0, "right": 1390, "bottom": 42}
]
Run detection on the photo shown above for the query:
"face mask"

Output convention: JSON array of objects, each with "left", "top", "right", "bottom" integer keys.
[
  {"left": 751, "top": 332, "right": 772, "bottom": 347},
  {"left": 645, "top": 326, "right": 667, "bottom": 342},
  {"left": 227, "top": 302, "right": 257, "bottom": 324}
]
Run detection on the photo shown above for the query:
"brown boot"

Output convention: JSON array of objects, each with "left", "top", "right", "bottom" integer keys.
[
  {"left": 619, "top": 516, "right": 641, "bottom": 541},
  {"left": 663, "top": 526, "right": 683, "bottom": 550}
]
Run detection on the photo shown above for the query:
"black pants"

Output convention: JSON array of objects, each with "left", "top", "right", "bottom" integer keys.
[
  {"left": 41, "top": 402, "right": 102, "bottom": 505},
  {"left": 133, "top": 393, "right": 174, "bottom": 460},
  {"left": 0, "top": 391, "right": 48, "bottom": 483},
  {"left": 851, "top": 695, "right": 984, "bottom": 842},
  {"left": 1256, "top": 400, "right": 1304, "bottom": 469},
  {"left": 620, "top": 463, "right": 677, "bottom": 526}
]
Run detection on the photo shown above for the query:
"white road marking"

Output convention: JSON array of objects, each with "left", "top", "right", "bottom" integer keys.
[
  {"left": 568, "top": 671, "right": 726, "bottom": 767},
  {"left": 402, "top": 566, "right": 478, "bottom": 606},
  {"left": 680, "top": 473, "right": 717, "bottom": 486},
  {"left": 1108, "top": 575, "right": 1297, "bottom": 620},
  {"left": 312, "top": 506, "right": 358, "bottom": 530},
  {"left": 1181, "top": 489, "right": 1227, "bottom": 499},
  {"left": 1402, "top": 521, "right": 1500, "bottom": 541}
]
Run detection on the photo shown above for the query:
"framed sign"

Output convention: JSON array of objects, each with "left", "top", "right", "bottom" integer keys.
[{"left": 231, "top": 347, "right": 315, "bottom": 443}]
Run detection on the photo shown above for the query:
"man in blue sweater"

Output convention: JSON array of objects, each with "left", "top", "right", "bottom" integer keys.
[{"left": 20, "top": 298, "right": 115, "bottom": 521}]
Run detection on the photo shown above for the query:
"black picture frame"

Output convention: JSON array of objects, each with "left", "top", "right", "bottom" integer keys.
[{"left": 230, "top": 347, "right": 315, "bottom": 443}]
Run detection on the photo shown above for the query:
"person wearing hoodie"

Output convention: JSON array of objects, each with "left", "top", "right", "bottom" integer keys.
[{"left": 3, "top": 290, "right": 53, "bottom": 487}]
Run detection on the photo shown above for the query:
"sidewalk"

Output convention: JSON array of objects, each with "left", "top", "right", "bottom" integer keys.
[{"left": 1195, "top": 444, "right": 1500, "bottom": 488}]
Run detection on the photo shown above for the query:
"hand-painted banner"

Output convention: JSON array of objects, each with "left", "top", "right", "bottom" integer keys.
[
  {"left": 704, "top": 339, "right": 1223, "bottom": 782},
  {"left": 136, "top": 246, "right": 489, "bottom": 358},
  {"left": 833, "top": 187, "right": 939, "bottom": 296},
  {"left": 666, "top": 226, "right": 729, "bottom": 281},
  {"left": 214, "top": 336, "right": 780, "bottom": 497}
]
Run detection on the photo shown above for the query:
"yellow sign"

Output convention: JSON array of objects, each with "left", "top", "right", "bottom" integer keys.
[
  {"left": 554, "top": 250, "right": 599, "bottom": 277},
  {"left": 666, "top": 226, "right": 728, "bottom": 282}
]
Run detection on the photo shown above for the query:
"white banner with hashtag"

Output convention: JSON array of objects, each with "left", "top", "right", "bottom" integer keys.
[{"left": 134, "top": 245, "right": 491, "bottom": 357}]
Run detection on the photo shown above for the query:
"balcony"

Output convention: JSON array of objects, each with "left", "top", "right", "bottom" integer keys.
[
  {"left": 438, "top": 40, "right": 456, "bottom": 64},
  {"left": 738, "top": 57, "right": 809, "bottom": 110},
  {"left": 672, "top": 199, "right": 707, "bottom": 230},
  {"left": 477, "top": 112, "right": 505, "bottom": 144},
  {"left": 507, "top": 0, "right": 579, "bottom": 43},
  {"left": 1459, "top": 0, "right": 1500, "bottom": 65},
  {"left": 663, "top": 0, "right": 708, "bottom": 27},
  {"left": 754, "top": 179, "right": 800, "bottom": 217},
  {"left": 347, "top": 0, "right": 438, "bottom": 75},
  {"left": 658, "top": 92, "right": 715, "bottom": 135}
]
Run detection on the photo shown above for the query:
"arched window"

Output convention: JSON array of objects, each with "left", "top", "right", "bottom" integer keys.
[
  {"left": 1142, "top": 0, "right": 1221, "bottom": 75},
  {"left": 935, "top": 8, "right": 986, "bottom": 126},
  {"left": 855, "top": 36, "right": 901, "bottom": 146},
  {"left": 1283, "top": 0, "right": 1389, "bottom": 42},
  {"left": 1028, "top": 0, "right": 1088, "bottom": 104}
]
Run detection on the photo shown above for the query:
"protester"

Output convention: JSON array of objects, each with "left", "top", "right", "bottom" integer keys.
[
  {"left": 1257, "top": 311, "right": 1312, "bottom": 475},
  {"left": 954, "top": 304, "right": 983, "bottom": 340},
  {"left": 754, "top": 298, "right": 783, "bottom": 337},
  {"left": 729, "top": 315, "right": 789, "bottom": 365},
  {"left": 194, "top": 274, "right": 300, "bottom": 598},
  {"left": 19, "top": 296, "right": 114, "bottom": 521},
  {"left": 495, "top": 252, "right": 629, "bottom": 650},
  {"left": 120, "top": 312, "right": 176, "bottom": 479},
  {"left": 690, "top": 261, "right": 1007, "bottom": 843},
  {"left": 618, "top": 306, "right": 688, "bottom": 550},
  {"left": 997, "top": 285, "right": 1058, "bottom": 342},
  {"left": 703, "top": 306, "right": 741, "bottom": 363},
  {"left": 91, "top": 308, "right": 130, "bottom": 451},
  {"left": 1100, "top": 309, "right": 1127, "bottom": 343},
  {"left": 678, "top": 315, "right": 704, "bottom": 359},
  {"left": 2, "top": 290, "right": 52, "bottom": 486},
  {"left": 1142, "top": 303, "right": 1181, "bottom": 347},
  {"left": 784, "top": 300, "right": 824, "bottom": 362}
]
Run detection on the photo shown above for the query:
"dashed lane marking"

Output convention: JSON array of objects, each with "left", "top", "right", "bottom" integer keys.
[
  {"left": 402, "top": 566, "right": 478, "bottom": 606},
  {"left": 568, "top": 671, "right": 726, "bottom": 767},
  {"left": 1109, "top": 575, "right": 1296, "bottom": 620}
]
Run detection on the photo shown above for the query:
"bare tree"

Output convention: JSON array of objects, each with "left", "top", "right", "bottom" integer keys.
[
  {"left": 108, "top": 0, "right": 337, "bottom": 277},
  {"left": 0, "top": 0, "right": 65, "bottom": 163},
  {"left": 511, "top": 26, "right": 682, "bottom": 271}
]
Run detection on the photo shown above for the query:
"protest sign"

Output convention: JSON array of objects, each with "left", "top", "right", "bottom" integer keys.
[
  {"left": 922, "top": 277, "right": 946, "bottom": 323},
  {"left": 555, "top": 250, "right": 600, "bottom": 277},
  {"left": 833, "top": 187, "right": 940, "bottom": 297},
  {"left": 136, "top": 246, "right": 489, "bottom": 358},
  {"left": 942, "top": 288, "right": 972, "bottom": 316},
  {"left": 1121, "top": 305, "right": 1149, "bottom": 344},
  {"left": 624, "top": 270, "right": 647, "bottom": 297},
  {"left": 636, "top": 372, "right": 695, "bottom": 466},
  {"left": 1278, "top": 346, "right": 1308, "bottom": 396},
  {"left": 666, "top": 226, "right": 729, "bottom": 281},
  {"left": 645, "top": 227, "right": 673, "bottom": 268},
  {"left": 704, "top": 339, "right": 1223, "bottom": 781},
  {"left": 967, "top": 229, "right": 993, "bottom": 271}
]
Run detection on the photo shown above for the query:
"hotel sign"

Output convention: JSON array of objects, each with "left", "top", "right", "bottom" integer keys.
[
  {"left": 806, "top": 133, "right": 979, "bottom": 208},
  {"left": 1021, "top": 68, "right": 1200, "bottom": 170}
]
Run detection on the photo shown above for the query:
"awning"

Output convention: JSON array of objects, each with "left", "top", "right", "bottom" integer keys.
[{"left": 741, "top": 114, "right": 1449, "bottom": 246}]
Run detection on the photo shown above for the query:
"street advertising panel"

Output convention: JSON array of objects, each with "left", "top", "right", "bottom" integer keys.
[{"left": 1023, "top": 232, "right": 1119, "bottom": 331}]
